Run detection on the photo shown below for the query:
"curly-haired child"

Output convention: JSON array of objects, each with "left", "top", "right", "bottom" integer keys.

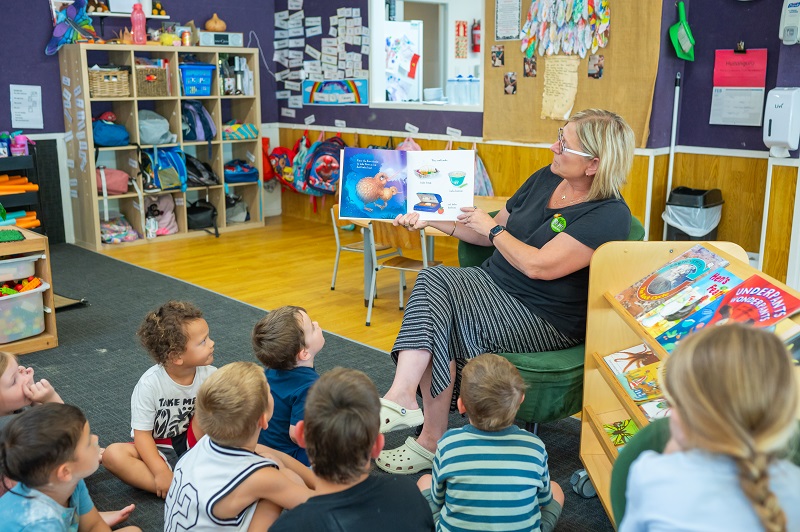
[
  {"left": 103, "top": 301, "right": 217, "bottom": 498},
  {"left": 619, "top": 324, "right": 800, "bottom": 531},
  {"left": 0, "top": 403, "right": 140, "bottom": 532}
]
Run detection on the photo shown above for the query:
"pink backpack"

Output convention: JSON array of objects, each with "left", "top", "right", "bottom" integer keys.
[
  {"left": 397, "top": 137, "right": 422, "bottom": 151},
  {"left": 145, "top": 194, "right": 179, "bottom": 236}
]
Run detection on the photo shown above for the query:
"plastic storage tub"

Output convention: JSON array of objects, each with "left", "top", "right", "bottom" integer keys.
[
  {"left": 179, "top": 64, "right": 216, "bottom": 96},
  {"left": 0, "top": 254, "right": 40, "bottom": 284},
  {"left": 0, "top": 281, "right": 49, "bottom": 344}
]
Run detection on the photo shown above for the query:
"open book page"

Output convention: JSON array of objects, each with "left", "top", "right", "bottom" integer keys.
[{"left": 338, "top": 148, "right": 474, "bottom": 221}]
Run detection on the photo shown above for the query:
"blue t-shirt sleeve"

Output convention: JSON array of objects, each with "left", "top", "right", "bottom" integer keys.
[
  {"left": 617, "top": 451, "right": 655, "bottom": 532},
  {"left": 73, "top": 479, "right": 95, "bottom": 516},
  {"left": 289, "top": 372, "right": 319, "bottom": 426}
]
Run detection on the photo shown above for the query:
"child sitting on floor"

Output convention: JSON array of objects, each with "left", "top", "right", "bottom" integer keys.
[
  {"left": 269, "top": 367, "right": 434, "bottom": 532},
  {"left": 103, "top": 301, "right": 217, "bottom": 498},
  {"left": 165, "top": 361, "right": 314, "bottom": 531},
  {"left": 619, "top": 324, "right": 800, "bottom": 531},
  {"left": 0, "top": 351, "right": 135, "bottom": 527},
  {"left": 0, "top": 403, "right": 140, "bottom": 532},
  {"left": 416, "top": 353, "right": 564, "bottom": 532},
  {"left": 252, "top": 306, "right": 324, "bottom": 466}
]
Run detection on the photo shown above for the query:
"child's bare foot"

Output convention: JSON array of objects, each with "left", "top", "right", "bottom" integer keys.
[{"left": 100, "top": 504, "right": 136, "bottom": 527}]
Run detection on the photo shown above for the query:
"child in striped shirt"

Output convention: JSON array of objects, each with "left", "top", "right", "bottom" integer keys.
[{"left": 417, "top": 353, "right": 564, "bottom": 531}]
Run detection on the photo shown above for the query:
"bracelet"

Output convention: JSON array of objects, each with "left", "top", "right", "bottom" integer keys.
[{"left": 448, "top": 222, "right": 457, "bottom": 237}]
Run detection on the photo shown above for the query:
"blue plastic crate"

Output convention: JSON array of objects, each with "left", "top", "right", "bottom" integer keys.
[{"left": 179, "top": 63, "right": 216, "bottom": 96}]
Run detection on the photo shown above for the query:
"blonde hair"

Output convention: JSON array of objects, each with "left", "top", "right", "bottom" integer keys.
[
  {"left": 569, "top": 109, "right": 635, "bottom": 201},
  {"left": 460, "top": 354, "right": 527, "bottom": 432},
  {"left": 663, "top": 324, "right": 799, "bottom": 532},
  {"left": 0, "top": 352, "right": 13, "bottom": 377},
  {"left": 196, "top": 362, "right": 271, "bottom": 447}
]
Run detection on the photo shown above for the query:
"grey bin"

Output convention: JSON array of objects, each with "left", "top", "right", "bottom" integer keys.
[{"left": 662, "top": 187, "right": 724, "bottom": 241}]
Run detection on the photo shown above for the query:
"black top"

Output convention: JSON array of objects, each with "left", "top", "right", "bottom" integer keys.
[
  {"left": 269, "top": 475, "right": 434, "bottom": 532},
  {"left": 482, "top": 165, "right": 631, "bottom": 338}
]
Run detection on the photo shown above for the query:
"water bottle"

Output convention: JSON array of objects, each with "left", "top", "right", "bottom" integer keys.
[
  {"left": 446, "top": 78, "right": 458, "bottom": 104},
  {"left": 455, "top": 75, "right": 466, "bottom": 105},
  {"left": 131, "top": 3, "right": 147, "bottom": 45},
  {"left": 145, "top": 214, "right": 158, "bottom": 239},
  {"left": 468, "top": 77, "right": 480, "bottom": 105}
]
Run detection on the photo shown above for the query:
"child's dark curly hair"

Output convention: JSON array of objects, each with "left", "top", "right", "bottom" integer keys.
[{"left": 138, "top": 301, "right": 204, "bottom": 365}]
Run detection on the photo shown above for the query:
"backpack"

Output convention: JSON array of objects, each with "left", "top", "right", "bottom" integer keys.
[
  {"left": 185, "top": 153, "right": 220, "bottom": 187},
  {"left": 292, "top": 132, "right": 324, "bottom": 196},
  {"left": 305, "top": 135, "right": 347, "bottom": 195},
  {"left": 145, "top": 194, "right": 179, "bottom": 236},
  {"left": 140, "top": 147, "right": 187, "bottom": 192},
  {"left": 269, "top": 146, "right": 296, "bottom": 189},
  {"left": 262, "top": 138, "right": 275, "bottom": 182},
  {"left": 92, "top": 120, "right": 130, "bottom": 147},
  {"left": 225, "top": 193, "right": 249, "bottom": 223},
  {"left": 223, "top": 160, "right": 259, "bottom": 183},
  {"left": 181, "top": 100, "right": 216, "bottom": 142},
  {"left": 397, "top": 137, "right": 421, "bottom": 151},
  {"left": 187, "top": 199, "right": 219, "bottom": 237},
  {"left": 100, "top": 214, "right": 139, "bottom": 244},
  {"left": 138, "top": 109, "right": 177, "bottom": 145}
]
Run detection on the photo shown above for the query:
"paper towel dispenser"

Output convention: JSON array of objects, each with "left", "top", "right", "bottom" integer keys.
[{"left": 763, "top": 88, "right": 800, "bottom": 157}]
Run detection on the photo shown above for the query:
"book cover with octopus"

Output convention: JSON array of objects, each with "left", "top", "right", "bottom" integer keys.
[{"left": 338, "top": 148, "right": 475, "bottom": 221}]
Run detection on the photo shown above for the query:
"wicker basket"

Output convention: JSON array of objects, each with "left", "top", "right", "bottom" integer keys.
[
  {"left": 88, "top": 69, "right": 130, "bottom": 98},
  {"left": 136, "top": 67, "right": 169, "bottom": 98}
]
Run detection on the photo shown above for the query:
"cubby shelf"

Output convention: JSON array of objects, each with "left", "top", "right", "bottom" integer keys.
[
  {"left": 58, "top": 43, "right": 264, "bottom": 252},
  {"left": 579, "top": 241, "right": 800, "bottom": 525}
]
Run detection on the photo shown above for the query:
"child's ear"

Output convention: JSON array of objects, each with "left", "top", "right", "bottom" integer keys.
[
  {"left": 370, "top": 433, "right": 385, "bottom": 458},
  {"left": 295, "top": 420, "right": 307, "bottom": 449},
  {"left": 170, "top": 352, "right": 185, "bottom": 366},
  {"left": 54, "top": 463, "right": 73, "bottom": 483},
  {"left": 456, "top": 397, "right": 467, "bottom": 415},
  {"left": 297, "top": 347, "right": 312, "bottom": 362},
  {"left": 258, "top": 412, "right": 269, "bottom": 430},
  {"left": 518, "top": 392, "right": 525, "bottom": 406}
]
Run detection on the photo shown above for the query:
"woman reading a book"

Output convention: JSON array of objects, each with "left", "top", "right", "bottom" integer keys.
[
  {"left": 376, "top": 109, "right": 635, "bottom": 474},
  {"left": 619, "top": 324, "right": 800, "bottom": 531}
]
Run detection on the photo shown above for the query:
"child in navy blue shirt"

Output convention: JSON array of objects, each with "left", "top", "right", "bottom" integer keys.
[{"left": 252, "top": 306, "right": 324, "bottom": 466}]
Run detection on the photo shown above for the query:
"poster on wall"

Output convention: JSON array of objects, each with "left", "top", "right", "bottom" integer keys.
[
  {"left": 495, "top": 0, "right": 521, "bottom": 40},
  {"left": 302, "top": 79, "right": 369, "bottom": 105},
  {"left": 455, "top": 20, "right": 468, "bottom": 59},
  {"left": 709, "top": 49, "right": 767, "bottom": 127}
]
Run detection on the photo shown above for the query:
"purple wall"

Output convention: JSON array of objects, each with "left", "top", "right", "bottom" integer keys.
[{"left": 0, "top": 1, "right": 275, "bottom": 132}]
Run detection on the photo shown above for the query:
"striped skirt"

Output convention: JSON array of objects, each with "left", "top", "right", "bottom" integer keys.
[{"left": 391, "top": 266, "right": 581, "bottom": 409}]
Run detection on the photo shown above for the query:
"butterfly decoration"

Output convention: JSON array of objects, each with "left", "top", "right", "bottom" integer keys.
[{"left": 45, "top": 0, "right": 98, "bottom": 56}]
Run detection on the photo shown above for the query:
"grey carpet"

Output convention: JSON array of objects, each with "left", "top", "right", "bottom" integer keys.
[{"left": 15, "top": 243, "right": 612, "bottom": 531}]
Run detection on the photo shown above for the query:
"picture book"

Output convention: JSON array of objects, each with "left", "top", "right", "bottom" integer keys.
[
  {"left": 657, "top": 274, "right": 800, "bottom": 353},
  {"left": 616, "top": 360, "right": 663, "bottom": 402},
  {"left": 615, "top": 245, "right": 728, "bottom": 319},
  {"left": 603, "top": 343, "right": 659, "bottom": 375},
  {"left": 639, "top": 399, "right": 672, "bottom": 421},
  {"left": 637, "top": 268, "right": 743, "bottom": 338},
  {"left": 338, "top": 148, "right": 475, "bottom": 221},
  {"left": 603, "top": 419, "right": 640, "bottom": 447},
  {"left": 782, "top": 324, "right": 800, "bottom": 366}
]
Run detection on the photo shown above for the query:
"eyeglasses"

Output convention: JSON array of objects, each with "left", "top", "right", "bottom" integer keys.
[{"left": 557, "top": 127, "right": 594, "bottom": 158}]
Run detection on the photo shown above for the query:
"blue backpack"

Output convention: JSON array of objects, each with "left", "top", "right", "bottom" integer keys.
[
  {"left": 140, "top": 147, "right": 187, "bottom": 192},
  {"left": 291, "top": 132, "right": 320, "bottom": 196},
  {"left": 92, "top": 120, "right": 129, "bottom": 147},
  {"left": 305, "top": 136, "right": 347, "bottom": 195}
]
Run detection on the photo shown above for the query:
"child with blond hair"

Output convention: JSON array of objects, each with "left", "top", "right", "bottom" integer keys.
[
  {"left": 416, "top": 353, "right": 564, "bottom": 532},
  {"left": 0, "top": 403, "right": 140, "bottom": 532},
  {"left": 103, "top": 301, "right": 217, "bottom": 498},
  {"left": 165, "top": 361, "right": 314, "bottom": 531},
  {"left": 252, "top": 306, "right": 324, "bottom": 466},
  {"left": 619, "top": 324, "right": 800, "bottom": 531}
]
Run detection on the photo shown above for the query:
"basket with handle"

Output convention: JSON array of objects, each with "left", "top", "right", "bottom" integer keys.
[{"left": 88, "top": 69, "right": 130, "bottom": 98}]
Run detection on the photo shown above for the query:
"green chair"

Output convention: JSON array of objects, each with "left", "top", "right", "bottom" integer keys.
[
  {"left": 458, "top": 214, "right": 645, "bottom": 432},
  {"left": 609, "top": 418, "right": 800, "bottom": 526}
]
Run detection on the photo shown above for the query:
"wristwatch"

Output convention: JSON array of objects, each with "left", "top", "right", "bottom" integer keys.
[{"left": 488, "top": 225, "right": 506, "bottom": 243}]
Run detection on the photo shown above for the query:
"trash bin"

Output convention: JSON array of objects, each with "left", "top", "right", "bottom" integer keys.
[{"left": 662, "top": 187, "right": 724, "bottom": 241}]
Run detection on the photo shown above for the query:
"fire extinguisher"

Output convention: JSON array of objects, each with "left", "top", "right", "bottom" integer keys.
[{"left": 471, "top": 19, "right": 481, "bottom": 53}]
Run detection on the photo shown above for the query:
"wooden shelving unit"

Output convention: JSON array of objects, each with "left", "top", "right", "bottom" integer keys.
[
  {"left": 579, "top": 240, "right": 800, "bottom": 524},
  {"left": 58, "top": 43, "right": 264, "bottom": 252},
  {"left": 0, "top": 228, "right": 57, "bottom": 355}
]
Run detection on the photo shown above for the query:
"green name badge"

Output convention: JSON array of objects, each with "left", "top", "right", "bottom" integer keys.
[{"left": 551, "top": 215, "right": 567, "bottom": 233}]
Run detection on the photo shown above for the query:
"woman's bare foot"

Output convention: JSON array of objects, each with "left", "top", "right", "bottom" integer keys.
[{"left": 100, "top": 504, "right": 136, "bottom": 527}]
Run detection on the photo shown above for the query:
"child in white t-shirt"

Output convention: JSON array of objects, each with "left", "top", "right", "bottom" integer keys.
[{"left": 103, "top": 301, "right": 217, "bottom": 498}]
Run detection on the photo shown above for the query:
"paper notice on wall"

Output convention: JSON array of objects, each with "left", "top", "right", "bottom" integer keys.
[
  {"left": 495, "top": 0, "right": 521, "bottom": 40},
  {"left": 709, "top": 49, "right": 768, "bottom": 127},
  {"left": 10, "top": 85, "right": 44, "bottom": 129},
  {"left": 281, "top": 108, "right": 296, "bottom": 118},
  {"left": 541, "top": 56, "right": 580, "bottom": 120}
]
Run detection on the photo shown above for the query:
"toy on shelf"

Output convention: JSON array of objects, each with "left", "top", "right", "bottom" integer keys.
[
  {"left": 45, "top": 0, "right": 98, "bottom": 55},
  {"left": 87, "top": 0, "right": 109, "bottom": 13},
  {"left": 204, "top": 13, "right": 226, "bottom": 32},
  {"left": 152, "top": 2, "right": 167, "bottom": 16}
]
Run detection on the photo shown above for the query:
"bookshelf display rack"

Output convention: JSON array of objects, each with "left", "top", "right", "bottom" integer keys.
[
  {"left": 580, "top": 240, "right": 800, "bottom": 524},
  {"left": 58, "top": 43, "right": 264, "bottom": 252}
]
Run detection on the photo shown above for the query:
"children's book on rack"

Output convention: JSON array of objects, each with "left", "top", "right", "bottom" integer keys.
[
  {"left": 616, "top": 360, "right": 663, "bottom": 403},
  {"left": 639, "top": 399, "right": 672, "bottom": 421},
  {"left": 637, "top": 268, "right": 743, "bottom": 338},
  {"left": 603, "top": 343, "right": 660, "bottom": 375},
  {"left": 338, "top": 147, "right": 475, "bottom": 221},
  {"left": 657, "top": 274, "right": 800, "bottom": 353},
  {"left": 615, "top": 245, "right": 728, "bottom": 319},
  {"left": 603, "top": 419, "right": 640, "bottom": 448}
]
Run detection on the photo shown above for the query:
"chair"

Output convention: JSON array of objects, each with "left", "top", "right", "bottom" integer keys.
[
  {"left": 330, "top": 205, "right": 396, "bottom": 291},
  {"left": 366, "top": 221, "right": 442, "bottom": 326},
  {"left": 458, "top": 214, "right": 646, "bottom": 432}
]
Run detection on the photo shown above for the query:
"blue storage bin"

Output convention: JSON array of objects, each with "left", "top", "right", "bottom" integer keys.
[{"left": 179, "top": 64, "right": 216, "bottom": 96}]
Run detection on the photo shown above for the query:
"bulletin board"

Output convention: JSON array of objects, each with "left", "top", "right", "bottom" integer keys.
[{"left": 483, "top": 0, "right": 663, "bottom": 148}]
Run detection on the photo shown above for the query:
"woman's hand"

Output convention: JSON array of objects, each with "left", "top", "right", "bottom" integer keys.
[
  {"left": 457, "top": 207, "right": 496, "bottom": 237},
  {"left": 393, "top": 212, "right": 428, "bottom": 231}
]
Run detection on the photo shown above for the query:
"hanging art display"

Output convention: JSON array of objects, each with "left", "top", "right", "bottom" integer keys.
[
  {"left": 519, "top": 0, "right": 611, "bottom": 59},
  {"left": 455, "top": 20, "right": 468, "bottom": 59}
]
